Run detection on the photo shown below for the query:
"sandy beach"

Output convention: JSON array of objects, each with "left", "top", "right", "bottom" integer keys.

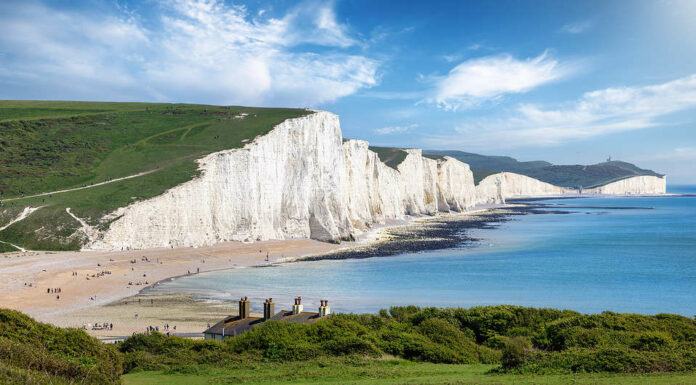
[
  {"left": 0, "top": 238, "right": 343, "bottom": 337},
  {"left": 0, "top": 207, "right": 510, "bottom": 340}
]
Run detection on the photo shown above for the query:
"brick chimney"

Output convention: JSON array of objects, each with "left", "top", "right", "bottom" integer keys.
[
  {"left": 263, "top": 298, "right": 275, "bottom": 320},
  {"left": 292, "top": 296, "right": 303, "bottom": 315},
  {"left": 238, "top": 296, "right": 250, "bottom": 319},
  {"left": 319, "top": 299, "right": 331, "bottom": 317}
]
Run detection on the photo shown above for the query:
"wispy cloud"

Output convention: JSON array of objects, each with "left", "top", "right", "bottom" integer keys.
[
  {"left": 425, "top": 51, "right": 574, "bottom": 110},
  {"left": 374, "top": 123, "right": 418, "bottom": 135},
  {"left": 645, "top": 147, "right": 696, "bottom": 161},
  {"left": 560, "top": 20, "right": 593, "bottom": 34},
  {"left": 424, "top": 74, "right": 696, "bottom": 148},
  {"left": 441, "top": 54, "right": 462, "bottom": 63},
  {"left": 0, "top": 0, "right": 378, "bottom": 106},
  {"left": 361, "top": 90, "right": 422, "bottom": 100}
]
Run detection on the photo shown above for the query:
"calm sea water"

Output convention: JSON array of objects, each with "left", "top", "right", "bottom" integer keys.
[{"left": 147, "top": 185, "right": 696, "bottom": 316}]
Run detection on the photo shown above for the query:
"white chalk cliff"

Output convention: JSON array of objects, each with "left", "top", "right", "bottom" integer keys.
[
  {"left": 475, "top": 172, "right": 575, "bottom": 204},
  {"left": 583, "top": 175, "right": 667, "bottom": 195},
  {"left": 88, "top": 112, "right": 666, "bottom": 250},
  {"left": 91, "top": 112, "right": 352, "bottom": 249}
]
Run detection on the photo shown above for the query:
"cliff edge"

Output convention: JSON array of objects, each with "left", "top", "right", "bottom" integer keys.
[{"left": 86, "top": 111, "right": 666, "bottom": 250}]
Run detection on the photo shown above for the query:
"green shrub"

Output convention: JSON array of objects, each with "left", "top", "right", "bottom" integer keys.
[
  {"left": 0, "top": 309, "right": 122, "bottom": 384},
  {"left": 631, "top": 331, "right": 674, "bottom": 351},
  {"left": 501, "top": 337, "right": 535, "bottom": 369}
]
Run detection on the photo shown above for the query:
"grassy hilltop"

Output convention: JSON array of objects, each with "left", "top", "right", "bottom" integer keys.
[
  {"left": 2, "top": 306, "right": 696, "bottom": 384},
  {"left": 0, "top": 101, "right": 310, "bottom": 251}
]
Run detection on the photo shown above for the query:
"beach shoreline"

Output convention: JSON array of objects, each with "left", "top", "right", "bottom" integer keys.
[
  {"left": 0, "top": 198, "right": 581, "bottom": 339},
  {"left": 0, "top": 237, "right": 344, "bottom": 335}
]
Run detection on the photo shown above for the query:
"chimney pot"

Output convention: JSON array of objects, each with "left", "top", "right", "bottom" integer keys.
[
  {"left": 238, "top": 296, "right": 250, "bottom": 319},
  {"left": 319, "top": 298, "right": 331, "bottom": 317},
  {"left": 292, "top": 296, "right": 303, "bottom": 315},
  {"left": 263, "top": 298, "right": 275, "bottom": 320}
]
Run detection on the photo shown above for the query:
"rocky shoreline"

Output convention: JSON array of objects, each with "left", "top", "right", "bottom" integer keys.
[{"left": 299, "top": 202, "right": 574, "bottom": 262}]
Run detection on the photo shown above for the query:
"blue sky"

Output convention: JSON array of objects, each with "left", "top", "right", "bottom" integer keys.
[{"left": 1, "top": 0, "right": 695, "bottom": 182}]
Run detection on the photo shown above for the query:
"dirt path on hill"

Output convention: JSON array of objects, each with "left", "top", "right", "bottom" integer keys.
[{"left": 3, "top": 169, "right": 159, "bottom": 202}]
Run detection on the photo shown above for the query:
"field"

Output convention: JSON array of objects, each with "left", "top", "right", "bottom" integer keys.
[
  {"left": 123, "top": 361, "right": 696, "bottom": 385},
  {"left": 0, "top": 101, "right": 309, "bottom": 250}
]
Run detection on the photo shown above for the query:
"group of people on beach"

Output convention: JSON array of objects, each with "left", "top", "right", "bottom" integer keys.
[
  {"left": 145, "top": 324, "right": 176, "bottom": 336},
  {"left": 88, "top": 270, "right": 111, "bottom": 278},
  {"left": 85, "top": 322, "right": 113, "bottom": 330},
  {"left": 48, "top": 287, "right": 62, "bottom": 300},
  {"left": 125, "top": 298, "right": 154, "bottom": 305}
]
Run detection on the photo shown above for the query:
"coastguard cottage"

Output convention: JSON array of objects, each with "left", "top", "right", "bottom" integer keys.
[{"left": 203, "top": 296, "right": 330, "bottom": 341}]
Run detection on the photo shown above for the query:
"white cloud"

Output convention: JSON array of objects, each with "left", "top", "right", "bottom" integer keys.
[
  {"left": 441, "top": 54, "right": 462, "bottom": 63},
  {"left": 560, "top": 20, "right": 593, "bottom": 34},
  {"left": 280, "top": 1, "right": 358, "bottom": 48},
  {"left": 361, "top": 90, "right": 422, "bottom": 100},
  {"left": 424, "top": 74, "right": 696, "bottom": 149},
  {"left": 374, "top": 123, "right": 418, "bottom": 135},
  {"left": 0, "top": 0, "right": 378, "bottom": 106},
  {"left": 427, "top": 51, "right": 572, "bottom": 110},
  {"left": 646, "top": 147, "right": 696, "bottom": 161}
]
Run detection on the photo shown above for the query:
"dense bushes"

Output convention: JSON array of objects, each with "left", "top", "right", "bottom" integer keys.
[
  {"left": 0, "top": 309, "right": 123, "bottom": 384},
  {"left": 118, "top": 306, "right": 696, "bottom": 375},
  {"left": 3, "top": 305, "right": 696, "bottom": 383},
  {"left": 508, "top": 311, "right": 696, "bottom": 373},
  {"left": 120, "top": 310, "right": 502, "bottom": 373}
]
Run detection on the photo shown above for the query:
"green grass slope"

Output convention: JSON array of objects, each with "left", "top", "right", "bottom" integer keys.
[
  {"left": 0, "top": 101, "right": 310, "bottom": 251},
  {"left": 0, "top": 309, "right": 122, "bottom": 384},
  {"left": 369, "top": 146, "right": 409, "bottom": 169},
  {"left": 423, "top": 150, "right": 663, "bottom": 188}
]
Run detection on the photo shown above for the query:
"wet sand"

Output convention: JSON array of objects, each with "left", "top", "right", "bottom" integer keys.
[{"left": 49, "top": 294, "right": 240, "bottom": 339}]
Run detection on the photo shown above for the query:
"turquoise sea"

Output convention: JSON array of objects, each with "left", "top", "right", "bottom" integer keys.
[{"left": 147, "top": 185, "right": 696, "bottom": 316}]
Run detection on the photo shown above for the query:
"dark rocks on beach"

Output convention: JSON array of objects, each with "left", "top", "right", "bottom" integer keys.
[{"left": 300, "top": 203, "right": 569, "bottom": 262}]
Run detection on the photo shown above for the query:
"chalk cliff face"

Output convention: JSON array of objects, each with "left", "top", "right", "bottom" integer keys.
[
  {"left": 89, "top": 111, "right": 665, "bottom": 250},
  {"left": 475, "top": 172, "right": 574, "bottom": 204},
  {"left": 435, "top": 156, "right": 478, "bottom": 212},
  {"left": 341, "top": 139, "right": 405, "bottom": 230},
  {"left": 583, "top": 175, "right": 667, "bottom": 195},
  {"left": 91, "top": 112, "right": 352, "bottom": 249}
]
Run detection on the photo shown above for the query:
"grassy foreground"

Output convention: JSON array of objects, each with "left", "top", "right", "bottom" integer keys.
[
  {"left": 0, "top": 101, "right": 309, "bottom": 250},
  {"left": 2, "top": 305, "right": 696, "bottom": 384},
  {"left": 123, "top": 361, "right": 696, "bottom": 385}
]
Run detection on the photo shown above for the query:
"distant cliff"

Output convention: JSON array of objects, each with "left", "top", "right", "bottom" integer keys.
[
  {"left": 583, "top": 175, "right": 666, "bottom": 195},
  {"left": 86, "top": 111, "right": 666, "bottom": 250},
  {"left": 423, "top": 150, "right": 664, "bottom": 188}
]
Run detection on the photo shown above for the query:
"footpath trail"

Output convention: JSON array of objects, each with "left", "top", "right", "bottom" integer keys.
[{"left": 3, "top": 168, "right": 159, "bottom": 202}]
